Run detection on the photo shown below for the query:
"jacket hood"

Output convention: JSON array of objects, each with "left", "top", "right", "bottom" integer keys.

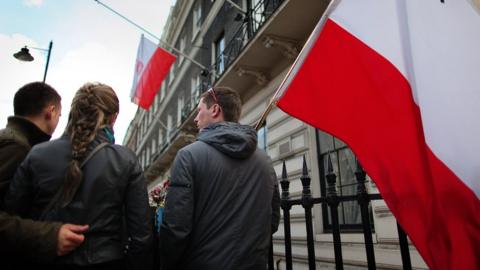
[{"left": 197, "top": 122, "right": 257, "bottom": 159}]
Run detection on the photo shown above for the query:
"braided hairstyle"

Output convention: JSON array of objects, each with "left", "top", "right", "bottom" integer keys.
[{"left": 61, "top": 82, "right": 119, "bottom": 206}]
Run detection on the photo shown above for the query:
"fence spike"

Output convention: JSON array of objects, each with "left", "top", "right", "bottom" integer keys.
[
  {"left": 327, "top": 151, "right": 334, "bottom": 174},
  {"left": 302, "top": 155, "right": 308, "bottom": 176},
  {"left": 282, "top": 159, "right": 288, "bottom": 180},
  {"left": 280, "top": 160, "right": 290, "bottom": 200}
]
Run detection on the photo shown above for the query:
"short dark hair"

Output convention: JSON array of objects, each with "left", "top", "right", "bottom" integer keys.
[
  {"left": 201, "top": 86, "right": 242, "bottom": 122},
  {"left": 14, "top": 82, "right": 61, "bottom": 117}
]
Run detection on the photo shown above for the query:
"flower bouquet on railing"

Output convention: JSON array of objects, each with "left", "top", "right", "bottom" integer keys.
[{"left": 149, "top": 179, "right": 170, "bottom": 232}]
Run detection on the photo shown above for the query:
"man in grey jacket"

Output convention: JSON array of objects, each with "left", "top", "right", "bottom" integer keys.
[{"left": 159, "top": 87, "right": 280, "bottom": 270}]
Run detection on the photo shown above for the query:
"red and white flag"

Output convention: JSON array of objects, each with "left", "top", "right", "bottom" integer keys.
[
  {"left": 130, "top": 34, "right": 176, "bottom": 110},
  {"left": 276, "top": 0, "right": 480, "bottom": 269}
]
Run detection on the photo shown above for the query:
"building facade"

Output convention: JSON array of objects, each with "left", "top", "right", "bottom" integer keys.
[{"left": 123, "top": 0, "right": 428, "bottom": 269}]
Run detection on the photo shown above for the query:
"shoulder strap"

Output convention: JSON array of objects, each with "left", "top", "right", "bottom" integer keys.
[
  {"left": 80, "top": 142, "right": 109, "bottom": 167},
  {"left": 40, "top": 142, "right": 109, "bottom": 220}
]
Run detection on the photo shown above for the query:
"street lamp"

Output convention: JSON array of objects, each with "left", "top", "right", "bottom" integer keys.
[{"left": 13, "top": 40, "right": 53, "bottom": 82}]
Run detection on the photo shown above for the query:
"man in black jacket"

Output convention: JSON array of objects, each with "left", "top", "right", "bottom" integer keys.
[
  {"left": 159, "top": 87, "right": 280, "bottom": 270},
  {"left": 0, "top": 82, "right": 87, "bottom": 263}
]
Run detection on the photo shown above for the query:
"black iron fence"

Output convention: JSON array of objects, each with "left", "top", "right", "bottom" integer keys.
[{"left": 270, "top": 156, "right": 413, "bottom": 270}]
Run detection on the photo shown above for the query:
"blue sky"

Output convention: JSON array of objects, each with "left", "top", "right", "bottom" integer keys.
[{"left": 0, "top": 0, "right": 175, "bottom": 142}]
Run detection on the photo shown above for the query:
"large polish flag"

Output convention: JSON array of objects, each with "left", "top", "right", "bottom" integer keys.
[
  {"left": 130, "top": 34, "right": 176, "bottom": 110},
  {"left": 276, "top": 0, "right": 480, "bottom": 269}
]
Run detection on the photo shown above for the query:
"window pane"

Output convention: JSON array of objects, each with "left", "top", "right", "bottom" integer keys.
[
  {"left": 339, "top": 148, "right": 361, "bottom": 224},
  {"left": 215, "top": 34, "right": 225, "bottom": 74},
  {"left": 334, "top": 137, "right": 347, "bottom": 148},
  {"left": 318, "top": 131, "right": 334, "bottom": 154},
  {"left": 338, "top": 148, "right": 356, "bottom": 195},
  {"left": 257, "top": 126, "right": 267, "bottom": 151},
  {"left": 317, "top": 130, "right": 369, "bottom": 230}
]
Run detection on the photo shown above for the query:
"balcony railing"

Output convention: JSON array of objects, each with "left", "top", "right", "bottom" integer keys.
[
  {"left": 273, "top": 157, "right": 413, "bottom": 270},
  {"left": 212, "top": 0, "right": 285, "bottom": 80}
]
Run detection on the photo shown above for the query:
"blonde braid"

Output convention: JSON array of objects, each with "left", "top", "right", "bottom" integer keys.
[{"left": 61, "top": 82, "right": 119, "bottom": 206}]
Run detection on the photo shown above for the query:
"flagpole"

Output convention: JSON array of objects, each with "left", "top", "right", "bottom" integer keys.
[
  {"left": 254, "top": 0, "right": 341, "bottom": 130},
  {"left": 94, "top": 0, "right": 209, "bottom": 73}
]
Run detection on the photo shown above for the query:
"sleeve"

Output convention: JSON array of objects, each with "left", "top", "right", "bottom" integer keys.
[
  {"left": 0, "top": 211, "right": 61, "bottom": 261},
  {"left": 3, "top": 153, "right": 34, "bottom": 217},
  {"left": 270, "top": 165, "right": 281, "bottom": 234},
  {"left": 124, "top": 157, "right": 153, "bottom": 270},
  {"left": 158, "top": 148, "right": 194, "bottom": 270},
  {"left": 0, "top": 142, "right": 28, "bottom": 207}
]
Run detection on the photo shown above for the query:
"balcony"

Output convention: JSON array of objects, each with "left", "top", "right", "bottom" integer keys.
[
  {"left": 212, "top": 0, "right": 286, "bottom": 81},
  {"left": 215, "top": 0, "right": 329, "bottom": 93}
]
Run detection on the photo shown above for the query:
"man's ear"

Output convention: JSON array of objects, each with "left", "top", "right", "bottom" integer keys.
[
  {"left": 211, "top": 104, "right": 221, "bottom": 118},
  {"left": 44, "top": 105, "right": 55, "bottom": 120}
]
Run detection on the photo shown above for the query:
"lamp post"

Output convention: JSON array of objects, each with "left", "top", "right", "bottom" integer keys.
[{"left": 13, "top": 40, "right": 53, "bottom": 82}]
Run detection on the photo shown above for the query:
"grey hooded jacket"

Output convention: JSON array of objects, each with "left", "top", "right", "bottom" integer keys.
[{"left": 159, "top": 122, "right": 280, "bottom": 270}]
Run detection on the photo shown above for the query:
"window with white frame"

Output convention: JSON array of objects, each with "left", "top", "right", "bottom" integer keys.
[
  {"left": 146, "top": 147, "right": 151, "bottom": 166},
  {"left": 214, "top": 33, "right": 226, "bottom": 76},
  {"left": 179, "top": 36, "right": 186, "bottom": 65},
  {"left": 136, "top": 131, "right": 141, "bottom": 148},
  {"left": 153, "top": 93, "right": 159, "bottom": 112},
  {"left": 191, "top": 75, "right": 200, "bottom": 108},
  {"left": 317, "top": 130, "right": 374, "bottom": 231},
  {"left": 151, "top": 138, "right": 156, "bottom": 156},
  {"left": 252, "top": 0, "right": 265, "bottom": 31},
  {"left": 167, "top": 114, "right": 172, "bottom": 142},
  {"left": 158, "top": 130, "right": 164, "bottom": 149},
  {"left": 193, "top": 1, "right": 202, "bottom": 35},
  {"left": 169, "top": 62, "right": 175, "bottom": 86},
  {"left": 160, "top": 81, "right": 166, "bottom": 101},
  {"left": 177, "top": 96, "right": 184, "bottom": 126},
  {"left": 257, "top": 124, "right": 268, "bottom": 152},
  {"left": 144, "top": 117, "right": 148, "bottom": 135},
  {"left": 241, "top": 0, "right": 249, "bottom": 47}
]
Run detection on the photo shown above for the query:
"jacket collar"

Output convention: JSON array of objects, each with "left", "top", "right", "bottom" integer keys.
[{"left": 6, "top": 116, "right": 51, "bottom": 147}]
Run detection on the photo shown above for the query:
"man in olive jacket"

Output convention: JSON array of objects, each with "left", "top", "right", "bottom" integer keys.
[
  {"left": 0, "top": 82, "right": 87, "bottom": 263},
  {"left": 159, "top": 87, "right": 280, "bottom": 270}
]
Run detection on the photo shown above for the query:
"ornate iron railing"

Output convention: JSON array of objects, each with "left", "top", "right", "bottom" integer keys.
[
  {"left": 271, "top": 156, "right": 413, "bottom": 270},
  {"left": 212, "top": 0, "right": 285, "bottom": 80}
]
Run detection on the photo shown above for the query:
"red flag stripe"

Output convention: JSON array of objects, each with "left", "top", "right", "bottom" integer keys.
[{"left": 134, "top": 47, "right": 176, "bottom": 109}]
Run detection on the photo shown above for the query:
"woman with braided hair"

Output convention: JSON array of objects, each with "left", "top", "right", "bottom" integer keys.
[{"left": 5, "top": 83, "right": 153, "bottom": 269}]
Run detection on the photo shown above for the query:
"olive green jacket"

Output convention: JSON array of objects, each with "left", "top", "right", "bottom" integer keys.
[
  {"left": 0, "top": 116, "right": 50, "bottom": 202},
  {"left": 0, "top": 211, "right": 61, "bottom": 260},
  {"left": 0, "top": 116, "right": 59, "bottom": 262}
]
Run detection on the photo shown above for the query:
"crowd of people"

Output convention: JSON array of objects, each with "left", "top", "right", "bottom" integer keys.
[{"left": 0, "top": 81, "right": 280, "bottom": 270}]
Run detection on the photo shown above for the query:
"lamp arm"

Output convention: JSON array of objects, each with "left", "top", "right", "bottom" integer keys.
[{"left": 27, "top": 46, "right": 49, "bottom": 52}]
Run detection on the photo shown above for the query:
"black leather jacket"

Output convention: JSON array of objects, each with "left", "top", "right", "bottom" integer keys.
[{"left": 5, "top": 130, "right": 152, "bottom": 268}]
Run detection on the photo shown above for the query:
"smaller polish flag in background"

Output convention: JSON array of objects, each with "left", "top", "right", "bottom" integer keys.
[{"left": 130, "top": 34, "right": 176, "bottom": 110}]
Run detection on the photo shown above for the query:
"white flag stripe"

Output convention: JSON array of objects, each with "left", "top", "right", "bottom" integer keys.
[
  {"left": 331, "top": 0, "right": 480, "bottom": 196},
  {"left": 330, "top": 0, "right": 415, "bottom": 99},
  {"left": 130, "top": 35, "right": 157, "bottom": 100},
  {"left": 406, "top": 1, "right": 480, "bottom": 196}
]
